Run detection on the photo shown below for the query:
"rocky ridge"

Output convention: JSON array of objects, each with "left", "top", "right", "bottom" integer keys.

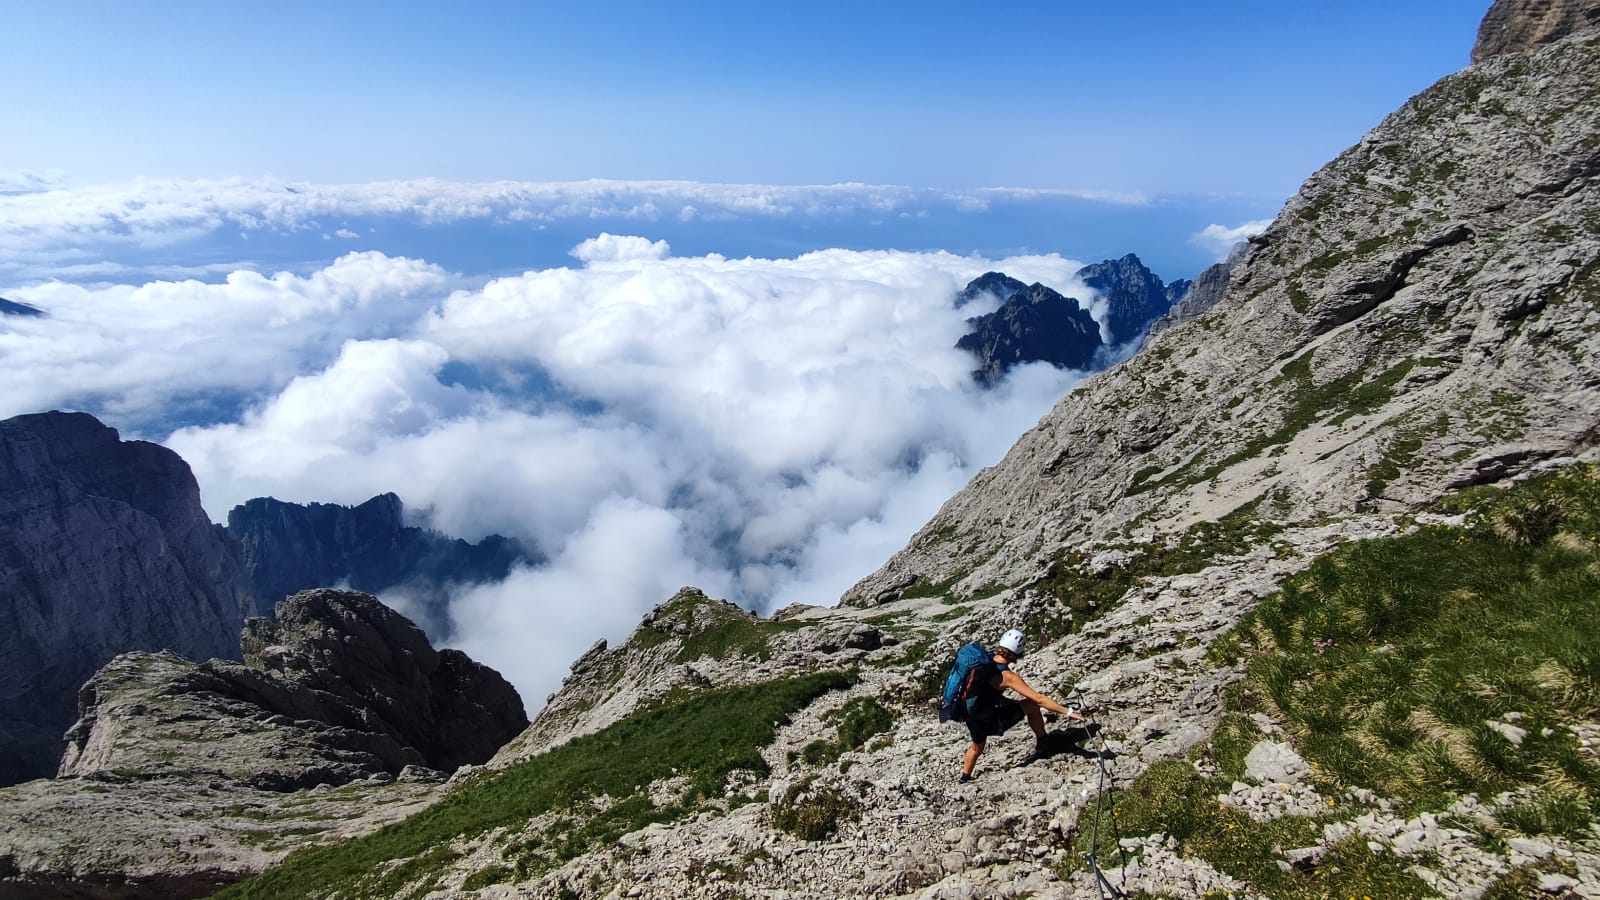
[
  {"left": 956, "top": 282, "right": 1104, "bottom": 386},
  {"left": 0, "top": 589, "right": 525, "bottom": 898},
  {"left": 955, "top": 255, "right": 1188, "bottom": 387},
  {"left": 0, "top": 411, "right": 255, "bottom": 786},
  {"left": 0, "top": 297, "right": 45, "bottom": 317},
  {"left": 226, "top": 493, "right": 533, "bottom": 637}
]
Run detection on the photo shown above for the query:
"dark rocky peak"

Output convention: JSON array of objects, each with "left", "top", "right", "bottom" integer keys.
[
  {"left": 1074, "top": 252, "right": 1176, "bottom": 345},
  {"left": 956, "top": 282, "right": 1103, "bottom": 387},
  {"left": 0, "top": 411, "right": 253, "bottom": 787},
  {"left": 0, "top": 297, "right": 46, "bottom": 317},
  {"left": 955, "top": 271, "right": 1028, "bottom": 308},
  {"left": 226, "top": 492, "right": 533, "bottom": 634},
  {"left": 1473, "top": 0, "right": 1600, "bottom": 62},
  {"left": 60, "top": 589, "right": 528, "bottom": 790}
]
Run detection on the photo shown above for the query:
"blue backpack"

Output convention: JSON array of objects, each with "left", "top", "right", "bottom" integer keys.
[{"left": 939, "top": 643, "right": 1001, "bottom": 722}]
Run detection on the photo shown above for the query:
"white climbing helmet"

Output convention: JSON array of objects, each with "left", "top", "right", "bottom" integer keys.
[{"left": 998, "top": 628, "right": 1026, "bottom": 658}]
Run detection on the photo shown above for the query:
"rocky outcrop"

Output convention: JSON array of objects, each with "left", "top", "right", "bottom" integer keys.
[
  {"left": 1472, "top": 0, "right": 1600, "bottom": 62},
  {"left": 0, "top": 411, "right": 254, "bottom": 786},
  {"left": 0, "top": 589, "right": 524, "bottom": 898},
  {"left": 0, "top": 297, "right": 45, "bottom": 317},
  {"left": 54, "top": 587, "right": 530, "bottom": 784},
  {"left": 491, "top": 587, "right": 888, "bottom": 767},
  {"left": 226, "top": 493, "right": 532, "bottom": 634},
  {"left": 956, "top": 282, "right": 1104, "bottom": 386},
  {"left": 845, "top": 25, "right": 1600, "bottom": 608}
]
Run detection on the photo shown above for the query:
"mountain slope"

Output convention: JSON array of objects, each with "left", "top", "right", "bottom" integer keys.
[
  {"left": 845, "top": 27, "right": 1600, "bottom": 609},
  {"left": 209, "top": 18, "right": 1600, "bottom": 900}
]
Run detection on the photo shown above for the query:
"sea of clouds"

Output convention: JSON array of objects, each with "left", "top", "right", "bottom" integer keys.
[
  {"left": 1, "top": 233, "right": 1099, "bottom": 706},
  {"left": 0, "top": 175, "right": 1270, "bottom": 708}
]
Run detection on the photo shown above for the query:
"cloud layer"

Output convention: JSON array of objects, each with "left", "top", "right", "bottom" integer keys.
[
  {"left": 3, "top": 237, "right": 1097, "bottom": 707},
  {"left": 0, "top": 177, "right": 1149, "bottom": 274}
]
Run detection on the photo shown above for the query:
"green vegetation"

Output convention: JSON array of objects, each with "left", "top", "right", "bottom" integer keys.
[
  {"left": 1027, "top": 496, "right": 1286, "bottom": 644},
  {"left": 770, "top": 776, "right": 861, "bottom": 841},
  {"left": 218, "top": 672, "right": 852, "bottom": 899},
  {"left": 794, "top": 696, "right": 898, "bottom": 767},
  {"left": 901, "top": 573, "right": 964, "bottom": 601},
  {"left": 1364, "top": 414, "right": 1452, "bottom": 499},
  {"left": 626, "top": 593, "right": 811, "bottom": 664},
  {"left": 1074, "top": 761, "right": 1428, "bottom": 899},
  {"left": 1211, "top": 464, "right": 1600, "bottom": 823},
  {"left": 1080, "top": 466, "right": 1600, "bottom": 897}
]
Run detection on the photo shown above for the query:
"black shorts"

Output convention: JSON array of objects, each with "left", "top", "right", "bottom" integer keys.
[{"left": 966, "top": 698, "right": 1025, "bottom": 744}]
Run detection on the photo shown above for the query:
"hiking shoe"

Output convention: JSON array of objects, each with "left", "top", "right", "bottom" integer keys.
[
  {"left": 958, "top": 773, "right": 974, "bottom": 784},
  {"left": 1018, "top": 740, "right": 1048, "bottom": 765}
]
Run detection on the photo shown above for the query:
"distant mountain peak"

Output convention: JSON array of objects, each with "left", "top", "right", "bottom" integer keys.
[{"left": 0, "top": 297, "right": 47, "bottom": 318}]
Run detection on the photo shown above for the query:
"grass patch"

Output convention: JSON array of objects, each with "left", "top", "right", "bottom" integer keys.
[
  {"left": 770, "top": 776, "right": 861, "bottom": 841},
  {"left": 1214, "top": 464, "right": 1600, "bottom": 822},
  {"left": 793, "top": 696, "right": 898, "bottom": 767},
  {"left": 1074, "top": 761, "right": 1429, "bottom": 898},
  {"left": 218, "top": 672, "right": 852, "bottom": 898}
]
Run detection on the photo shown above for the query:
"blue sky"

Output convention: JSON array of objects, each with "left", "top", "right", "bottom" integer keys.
[{"left": 6, "top": 1, "right": 1485, "bottom": 198}]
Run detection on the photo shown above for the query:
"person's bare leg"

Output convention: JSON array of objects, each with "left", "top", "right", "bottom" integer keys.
[
  {"left": 963, "top": 741, "right": 983, "bottom": 776},
  {"left": 1021, "top": 699, "right": 1046, "bottom": 739}
]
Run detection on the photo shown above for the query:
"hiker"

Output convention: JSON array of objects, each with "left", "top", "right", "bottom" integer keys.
[{"left": 957, "top": 629, "right": 1087, "bottom": 782}]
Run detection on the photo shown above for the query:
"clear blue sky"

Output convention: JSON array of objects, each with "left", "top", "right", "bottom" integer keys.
[{"left": 4, "top": 1, "right": 1487, "bottom": 200}]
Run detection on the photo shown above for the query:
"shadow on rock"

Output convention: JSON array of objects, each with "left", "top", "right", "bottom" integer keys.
[{"left": 1022, "top": 723, "right": 1116, "bottom": 764}]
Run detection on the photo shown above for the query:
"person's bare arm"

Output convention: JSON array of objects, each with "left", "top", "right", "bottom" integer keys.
[{"left": 1000, "top": 670, "right": 1085, "bottom": 720}]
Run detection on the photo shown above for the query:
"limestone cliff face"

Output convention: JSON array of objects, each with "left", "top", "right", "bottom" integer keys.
[
  {"left": 226, "top": 493, "right": 532, "bottom": 636},
  {"left": 0, "top": 411, "right": 254, "bottom": 786},
  {"left": 1472, "top": 0, "right": 1600, "bottom": 62},
  {"left": 845, "top": 27, "right": 1600, "bottom": 608}
]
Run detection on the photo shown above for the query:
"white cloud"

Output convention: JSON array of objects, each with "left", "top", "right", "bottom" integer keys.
[
  {"left": 0, "top": 252, "right": 452, "bottom": 425},
  {"left": 571, "top": 233, "right": 671, "bottom": 264},
  {"left": 335, "top": 228, "right": 360, "bottom": 239},
  {"left": 1193, "top": 218, "right": 1271, "bottom": 260},
  {"left": 12, "top": 240, "right": 1104, "bottom": 711},
  {"left": 0, "top": 169, "right": 69, "bottom": 194},
  {"left": 0, "top": 177, "right": 1152, "bottom": 267}
]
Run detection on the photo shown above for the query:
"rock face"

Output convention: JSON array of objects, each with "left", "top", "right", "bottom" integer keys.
[
  {"left": 956, "top": 282, "right": 1104, "bottom": 386},
  {"left": 226, "top": 493, "right": 532, "bottom": 634},
  {"left": 0, "top": 588, "right": 519, "bottom": 898},
  {"left": 1472, "top": 0, "right": 1600, "bottom": 62},
  {"left": 845, "top": 25, "right": 1600, "bottom": 608},
  {"left": 0, "top": 411, "right": 254, "bottom": 786}
]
